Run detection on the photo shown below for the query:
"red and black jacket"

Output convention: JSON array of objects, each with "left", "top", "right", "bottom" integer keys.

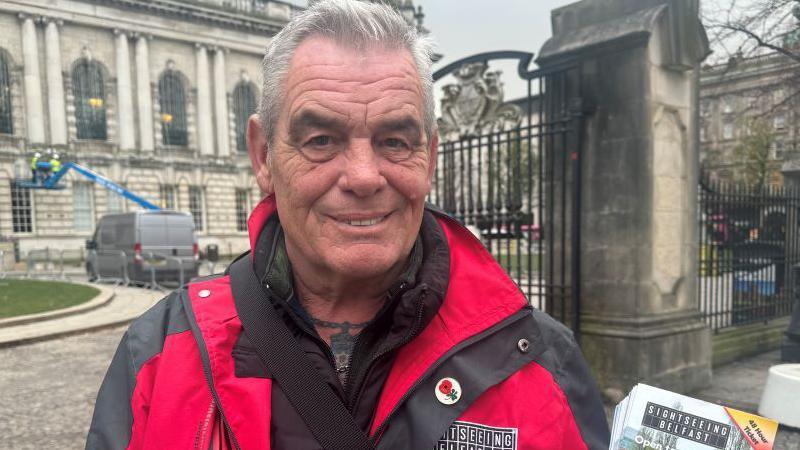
[{"left": 86, "top": 196, "right": 610, "bottom": 450}]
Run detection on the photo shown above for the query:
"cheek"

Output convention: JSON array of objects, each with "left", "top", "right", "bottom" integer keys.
[
  {"left": 274, "top": 160, "right": 337, "bottom": 209},
  {"left": 386, "top": 164, "right": 432, "bottom": 205}
]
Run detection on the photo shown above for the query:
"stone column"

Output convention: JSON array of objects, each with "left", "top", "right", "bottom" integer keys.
[
  {"left": 195, "top": 44, "right": 214, "bottom": 156},
  {"left": 114, "top": 30, "right": 135, "bottom": 151},
  {"left": 212, "top": 47, "right": 230, "bottom": 157},
  {"left": 537, "top": 0, "right": 712, "bottom": 394},
  {"left": 20, "top": 14, "right": 45, "bottom": 145},
  {"left": 44, "top": 18, "right": 67, "bottom": 146},
  {"left": 134, "top": 34, "right": 154, "bottom": 151}
]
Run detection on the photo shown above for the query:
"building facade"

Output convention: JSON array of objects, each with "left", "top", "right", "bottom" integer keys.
[
  {"left": 699, "top": 52, "right": 799, "bottom": 184},
  {"left": 0, "top": 0, "right": 302, "bottom": 256}
]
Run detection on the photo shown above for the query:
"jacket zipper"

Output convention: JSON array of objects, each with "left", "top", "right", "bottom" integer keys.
[
  {"left": 199, "top": 350, "right": 242, "bottom": 450},
  {"left": 369, "top": 307, "right": 531, "bottom": 446},
  {"left": 347, "top": 285, "right": 428, "bottom": 411},
  {"left": 183, "top": 289, "right": 243, "bottom": 450},
  {"left": 194, "top": 400, "right": 216, "bottom": 450}
]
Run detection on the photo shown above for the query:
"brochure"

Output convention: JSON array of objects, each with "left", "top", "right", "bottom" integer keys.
[{"left": 609, "top": 383, "right": 779, "bottom": 450}]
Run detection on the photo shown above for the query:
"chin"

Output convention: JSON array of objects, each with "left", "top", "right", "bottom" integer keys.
[{"left": 327, "top": 247, "right": 403, "bottom": 280}]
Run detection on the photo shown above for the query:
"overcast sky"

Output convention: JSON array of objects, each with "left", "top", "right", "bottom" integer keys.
[
  {"left": 283, "top": 0, "right": 602, "bottom": 100},
  {"left": 423, "top": 0, "right": 575, "bottom": 63},
  {"left": 422, "top": 0, "right": 576, "bottom": 100},
  {"left": 279, "top": 0, "right": 731, "bottom": 99},
  {"left": 282, "top": 0, "right": 577, "bottom": 99}
]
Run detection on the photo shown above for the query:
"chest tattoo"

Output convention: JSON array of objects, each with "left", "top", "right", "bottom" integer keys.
[{"left": 310, "top": 318, "right": 369, "bottom": 384}]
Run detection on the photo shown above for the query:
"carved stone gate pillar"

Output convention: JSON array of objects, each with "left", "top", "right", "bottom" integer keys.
[{"left": 537, "top": 0, "right": 712, "bottom": 394}]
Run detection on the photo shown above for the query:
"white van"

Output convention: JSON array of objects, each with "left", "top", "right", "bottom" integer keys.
[{"left": 86, "top": 211, "right": 199, "bottom": 285}]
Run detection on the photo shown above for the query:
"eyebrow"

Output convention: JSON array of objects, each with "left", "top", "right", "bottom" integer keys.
[
  {"left": 373, "top": 116, "right": 423, "bottom": 139},
  {"left": 288, "top": 110, "right": 347, "bottom": 143}
]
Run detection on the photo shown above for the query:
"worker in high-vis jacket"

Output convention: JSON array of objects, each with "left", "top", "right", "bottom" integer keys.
[
  {"left": 85, "top": 2, "right": 610, "bottom": 449},
  {"left": 30, "top": 152, "right": 41, "bottom": 182},
  {"left": 49, "top": 153, "right": 61, "bottom": 180}
]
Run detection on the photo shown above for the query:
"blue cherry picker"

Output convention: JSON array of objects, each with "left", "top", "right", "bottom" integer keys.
[
  {"left": 17, "top": 157, "right": 206, "bottom": 286},
  {"left": 18, "top": 158, "right": 161, "bottom": 211}
]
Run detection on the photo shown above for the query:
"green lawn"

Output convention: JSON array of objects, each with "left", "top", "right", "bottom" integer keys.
[
  {"left": 0, "top": 279, "right": 100, "bottom": 319},
  {"left": 495, "top": 253, "right": 542, "bottom": 276}
]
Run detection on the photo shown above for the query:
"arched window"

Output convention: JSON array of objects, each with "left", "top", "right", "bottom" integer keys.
[
  {"left": 72, "top": 58, "right": 107, "bottom": 140},
  {"left": 0, "top": 52, "right": 12, "bottom": 135},
  {"left": 233, "top": 81, "right": 257, "bottom": 153},
  {"left": 159, "top": 70, "right": 187, "bottom": 146}
]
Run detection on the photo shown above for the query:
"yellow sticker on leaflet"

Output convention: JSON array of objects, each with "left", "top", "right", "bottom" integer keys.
[{"left": 724, "top": 407, "right": 779, "bottom": 450}]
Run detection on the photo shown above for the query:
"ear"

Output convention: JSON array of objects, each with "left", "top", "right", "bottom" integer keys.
[
  {"left": 427, "top": 130, "right": 439, "bottom": 182},
  {"left": 247, "top": 114, "right": 274, "bottom": 195}
]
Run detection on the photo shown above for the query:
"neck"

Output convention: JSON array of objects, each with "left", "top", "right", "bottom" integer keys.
[
  {"left": 290, "top": 260, "right": 401, "bottom": 326},
  {"left": 290, "top": 257, "right": 404, "bottom": 355}
]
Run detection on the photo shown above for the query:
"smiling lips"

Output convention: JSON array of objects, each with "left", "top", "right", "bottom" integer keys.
[{"left": 332, "top": 213, "right": 391, "bottom": 227}]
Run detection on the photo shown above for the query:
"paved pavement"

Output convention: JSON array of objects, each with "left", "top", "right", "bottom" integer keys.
[
  {"left": 0, "top": 325, "right": 126, "bottom": 450},
  {"left": 0, "top": 282, "right": 164, "bottom": 348},
  {"left": 695, "top": 351, "right": 800, "bottom": 450}
]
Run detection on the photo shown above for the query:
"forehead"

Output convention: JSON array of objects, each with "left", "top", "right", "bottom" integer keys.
[{"left": 283, "top": 36, "right": 424, "bottom": 113}]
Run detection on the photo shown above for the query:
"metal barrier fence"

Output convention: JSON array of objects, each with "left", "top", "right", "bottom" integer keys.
[
  {"left": 0, "top": 247, "right": 196, "bottom": 291},
  {"left": 88, "top": 250, "right": 193, "bottom": 291},
  {"left": 19, "top": 247, "right": 85, "bottom": 280},
  {"left": 0, "top": 249, "right": 7, "bottom": 279},
  {"left": 698, "top": 176, "right": 799, "bottom": 332}
]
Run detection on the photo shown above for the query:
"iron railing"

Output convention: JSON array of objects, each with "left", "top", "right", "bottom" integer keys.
[
  {"left": 698, "top": 175, "right": 798, "bottom": 332},
  {"left": 429, "top": 51, "right": 583, "bottom": 333}
]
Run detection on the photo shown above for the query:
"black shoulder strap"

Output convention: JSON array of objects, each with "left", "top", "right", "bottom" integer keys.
[{"left": 229, "top": 256, "right": 374, "bottom": 450}]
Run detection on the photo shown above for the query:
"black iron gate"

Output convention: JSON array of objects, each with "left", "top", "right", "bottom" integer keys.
[
  {"left": 698, "top": 175, "right": 799, "bottom": 332},
  {"left": 428, "top": 52, "right": 583, "bottom": 333}
]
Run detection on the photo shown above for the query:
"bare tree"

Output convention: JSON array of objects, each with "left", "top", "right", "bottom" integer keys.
[
  {"left": 704, "top": 1, "right": 799, "bottom": 60},
  {"left": 702, "top": 0, "right": 800, "bottom": 111}
]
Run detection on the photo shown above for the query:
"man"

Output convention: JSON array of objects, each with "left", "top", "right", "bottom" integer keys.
[
  {"left": 49, "top": 153, "right": 61, "bottom": 180},
  {"left": 86, "top": 1, "right": 609, "bottom": 449},
  {"left": 30, "top": 152, "right": 40, "bottom": 183}
]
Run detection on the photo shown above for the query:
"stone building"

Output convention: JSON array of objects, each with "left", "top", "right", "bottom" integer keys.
[
  {"left": 0, "top": 0, "right": 299, "bottom": 256},
  {"left": 699, "top": 51, "right": 799, "bottom": 184},
  {"left": 0, "top": 0, "right": 433, "bottom": 258}
]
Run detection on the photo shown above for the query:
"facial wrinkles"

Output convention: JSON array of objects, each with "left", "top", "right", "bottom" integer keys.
[
  {"left": 282, "top": 55, "right": 423, "bottom": 120},
  {"left": 275, "top": 42, "right": 431, "bottom": 189},
  {"left": 286, "top": 87, "right": 422, "bottom": 138}
]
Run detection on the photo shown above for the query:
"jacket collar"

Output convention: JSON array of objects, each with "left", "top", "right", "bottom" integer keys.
[
  {"left": 245, "top": 195, "right": 448, "bottom": 346},
  {"left": 246, "top": 195, "right": 278, "bottom": 254}
]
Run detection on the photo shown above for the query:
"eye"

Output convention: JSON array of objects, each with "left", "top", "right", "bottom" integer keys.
[
  {"left": 307, "top": 135, "right": 333, "bottom": 147},
  {"left": 299, "top": 135, "right": 339, "bottom": 162},
  {"left": 383, "top": 138, "right": 409, "bottom": 149}
]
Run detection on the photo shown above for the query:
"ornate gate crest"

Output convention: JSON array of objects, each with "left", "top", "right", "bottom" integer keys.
[
  {"left": 438, "top": 61, "right": 522, "bottom": 139},
  {"left": 429, "top": 50, "right": 584, "bottom": 334}
]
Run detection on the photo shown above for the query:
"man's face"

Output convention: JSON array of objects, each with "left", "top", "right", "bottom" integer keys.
[{"left": 249, "top": 36, "right": 438, "bottom": 281}]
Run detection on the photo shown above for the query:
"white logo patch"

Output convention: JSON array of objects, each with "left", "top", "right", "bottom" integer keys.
[{"left": 435, "top": 421, "right": 518, "bottom": 450}]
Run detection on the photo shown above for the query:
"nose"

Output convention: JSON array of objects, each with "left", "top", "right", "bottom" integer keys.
[{"left": 338, "top": 138, "right": 386, "bottom": 197}]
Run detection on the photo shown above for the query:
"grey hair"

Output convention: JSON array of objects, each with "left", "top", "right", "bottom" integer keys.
[{"left": 258, "top": 0, "right": 437, "bottom": 146}]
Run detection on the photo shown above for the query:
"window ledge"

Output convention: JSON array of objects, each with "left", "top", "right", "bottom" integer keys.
[
  {"left": 71, "top": 140, "right": 115, "bottom": 153},
  {"left": 157, "top": 145, "right": 194, "bottom": 156},
  {"left": 0, "top": 134, "right": 25, "bottom": 146}
]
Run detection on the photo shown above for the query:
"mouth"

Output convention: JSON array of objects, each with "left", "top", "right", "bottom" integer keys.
[{"left": 333, "top": 213, "right": 391, "bottom": 227}]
